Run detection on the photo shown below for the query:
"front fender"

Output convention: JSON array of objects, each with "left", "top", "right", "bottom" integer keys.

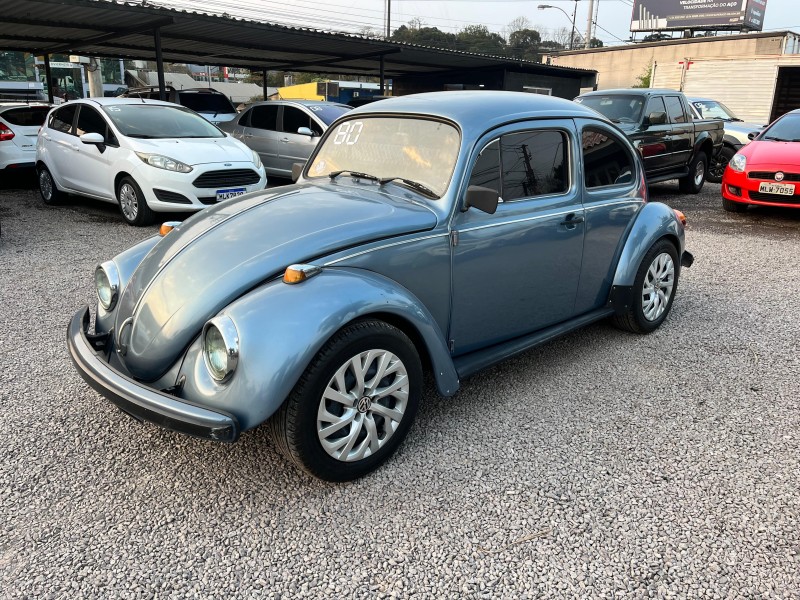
[
  {"left": 177, "top": 267, "right": 459, "bottom": 431},
  {"left": 611, "top": 201, "right": 684, "bottom": 289}
]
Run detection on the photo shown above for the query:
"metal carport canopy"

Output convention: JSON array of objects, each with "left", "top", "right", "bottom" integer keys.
[{"left": 0, "top": 0, "right": 594, "bottom": 78}]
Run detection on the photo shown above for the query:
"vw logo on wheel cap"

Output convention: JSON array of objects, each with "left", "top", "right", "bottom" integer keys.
[
  {"left": 775, "top": 171, "right": 785, "bottom": 182},
  {"left": 357, "top": 396, "right": 372, "bottom": 413}
]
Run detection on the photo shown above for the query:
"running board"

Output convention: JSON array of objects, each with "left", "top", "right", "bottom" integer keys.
[{"left": 646, "top": 169, "right": 690, "bottom": 184}]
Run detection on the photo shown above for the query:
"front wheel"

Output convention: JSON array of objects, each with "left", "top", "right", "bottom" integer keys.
[
  {"left": 612, "top": 239, "right": 680, "bottom": 334},
  {"left": 706, "top": 145, "right": 736, "bottom": 184},
  {"left": 268, "top": 319, "right": 423, "bottom": 482},
  {"left": 679, "top": 152, "right": 707, "bottom": 194},
  {"left": 117, "top": 176, "right": 154, "bottom": 226}
]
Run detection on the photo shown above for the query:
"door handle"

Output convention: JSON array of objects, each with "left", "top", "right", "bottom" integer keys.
[
  {"left": 280, "top": 137, "right": 290, "bottom": 142},
  {"left": 560, "top": 213, "right": 584, "bottom": 228}
]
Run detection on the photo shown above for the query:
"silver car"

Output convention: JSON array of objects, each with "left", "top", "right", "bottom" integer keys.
[{"left": 218, "top": 100, "right": 352, "bottom": 179}]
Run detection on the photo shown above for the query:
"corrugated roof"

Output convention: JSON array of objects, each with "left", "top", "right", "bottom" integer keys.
[{"left": 0, "top": 0, "right": 595, "bottom": 78}]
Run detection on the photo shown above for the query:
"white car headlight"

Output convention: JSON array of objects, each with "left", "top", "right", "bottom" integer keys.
[
  {"left": 95, "top": 261, "right": 120, "bottom": 311},
  {"left": 729, "top": 153, "right": 746, "bottom": 173},
  {"left": 251, "top": 149, "right": 262, "bottom": 170},
  {"left": 135, "top": 152, "right": 193, "bottom": 173},
  {"left": 203, "top": 316, "right": 239, "bottom": 382}
]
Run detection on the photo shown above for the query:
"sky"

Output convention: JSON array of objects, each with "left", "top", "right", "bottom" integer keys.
[{"left": 155, "top": 0, "right": 795, "bottom": 48}]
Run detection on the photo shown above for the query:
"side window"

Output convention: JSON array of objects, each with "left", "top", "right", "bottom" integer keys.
[
  {"left": 582, "top": 128, "right": 635, "bottom": 189},
  {"left": 50, "top": 104, "right": 77, "bottom": 134},
  {"left": 76, "top": 106, "right": 108, "bottom": 137},
  {"left": 664, "top": 96, "right": 687, "bottom": 124},
  {"left": 500, "top": 130, "right": 568, "bottom": 201},
  {"left": 468, "top": 139, "right": 501, "bottom": 195},
  {"left": 239, "top": 108, "right": 253, "bottom": 127},
  {"left": 282, "top": 106, "right": 312, "bottom": 134},
  {"left": 644, "top": 96, "right": 667, "bottom": 120},
  {"left": 250, "top": 105, "right": 278, "bottom": 130}
]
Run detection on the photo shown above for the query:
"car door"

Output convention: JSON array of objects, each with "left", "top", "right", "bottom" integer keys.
[
  {"left": 636, "top": 96, "right": 673, "bottom": 174},
  {"left": 278, "top": 105, "right": 321, "bottom": 175},
  {"left": 573, "top": 120, "right": 643, "bottom": 315},
  {"left": 73, "top": 105, "right": 116, "bottom": 199},
  {"left": 41, "top": 104, "right": 78, "bottom": 189},
  {"left": 449, "top": 120, "right": 585, "bottom": 355},
  {"left": 665, "top": 95, "right": 693, "bottom": 169},
  {"left": 245, "top": 104, "right": 281, "bottom": 175}
]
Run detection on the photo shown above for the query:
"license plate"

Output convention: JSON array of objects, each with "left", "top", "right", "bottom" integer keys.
[
  {"left": 758, "top": 182, "right": 795, "bottom": 196},
  {"left": 216, "top": 187, "right": 246, "bottom": 201}
]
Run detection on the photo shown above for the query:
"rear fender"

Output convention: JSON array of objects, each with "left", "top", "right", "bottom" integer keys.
[
  {"left": 608, "top": 202, "right": 684, "bottom": 313},
  {"left": 177, "top": 267, "right": 459, "bottom": 431}
]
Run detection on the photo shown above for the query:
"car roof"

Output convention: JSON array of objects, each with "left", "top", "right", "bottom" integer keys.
[
  {"left": 246, "top": 100, "right": 350, "bottom": 108},
  {"left": 0, "top": 102, "right": 51, "bottom": 109},
  {"left": 351, "top": 91, "right": 603, "bottom": 134},
  {"left": 579, "top": 88, "right": 683, "bottom": 97},
  {"left": 69, "top": 97, "right": 180, "bottom": 108}
]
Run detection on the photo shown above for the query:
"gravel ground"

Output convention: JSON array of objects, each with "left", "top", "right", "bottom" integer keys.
[{"left": 1, "top": 171, "right": 799, "bottom": 599}]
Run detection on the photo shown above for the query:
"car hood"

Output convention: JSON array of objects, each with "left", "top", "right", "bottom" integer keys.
[
  {"left": 741, "top": 140, "right": 800, "bottom": 167},
  {"left": 128, "top": 136, "right": 253, "bottom": 166},
  {"left": 114, "top": 182, "right": 439, "bottom": 381}
]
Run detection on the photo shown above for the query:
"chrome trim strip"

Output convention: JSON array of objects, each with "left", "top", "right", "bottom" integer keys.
[
  {"left": 584, "top": 199, "right": 644, "bottom": 210},
  {"left": 457, "top": 208, "right": 577, "bottom": 233},
  {"left": 324, "top": 233, "right": 449, "bottom": 266}
]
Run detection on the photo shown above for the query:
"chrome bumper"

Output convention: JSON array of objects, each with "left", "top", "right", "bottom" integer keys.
[{"left": 67, "top": 307, "right": 239, "bottom": 442}]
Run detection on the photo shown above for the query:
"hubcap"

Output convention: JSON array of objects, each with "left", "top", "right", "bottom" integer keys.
[
  {"left": 694, "top": 161, "right": 705, "bottom": 186},
  {"left": 39, "top": 170, "right": 52, "bottom": 200},
  {"left": 119, "top": 183, "right": 139, "bottom": 221},
  {"left": 641, "top": 252, "right": 675, "bottom": 322},
  {"left": 317, "top": 349, "right": 409, "bottom": 462}
]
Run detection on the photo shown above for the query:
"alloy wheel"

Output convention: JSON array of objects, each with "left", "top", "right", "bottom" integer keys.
[
  {"left": 119, "top": 183, "right": 139, "bottom": 221},
  {"left": 641, "top": 252, "right": 675, "bottom": 322}
]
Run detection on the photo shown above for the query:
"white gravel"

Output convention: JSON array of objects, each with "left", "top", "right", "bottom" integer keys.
[{"left": 1, "top": 175, "right": 799, "bottom": 598}]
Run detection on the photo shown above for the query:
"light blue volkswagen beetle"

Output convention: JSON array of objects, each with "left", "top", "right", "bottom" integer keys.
[{"left": 68, "top": 91, "right": 693, "bottom": 481}]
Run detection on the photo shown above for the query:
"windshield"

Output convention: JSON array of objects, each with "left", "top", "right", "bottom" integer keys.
[
  {"left": 307, "top": 117, "right": 460, "bottom": 198},
  {"left": 306, "top": 103, "right": 352, "bottom": 125},
  {"left": 177, "top": 92, "right": 236, "bottom": 114},
  {"left": 758, "top": 113, "right": 800, "bottom": 142},
  {"left": 102, "top": 104, "right": 225, "bottom": 139},
  {"left": 576, "top": 95, "right": 645, "bottom": 124},
  {"left": 691, "top": 100, "right": 738, "bottom": 121}
]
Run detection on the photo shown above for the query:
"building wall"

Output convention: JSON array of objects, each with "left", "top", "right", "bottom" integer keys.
[
  {"left": 550, "top": 33, "right": 791, "bottom": 90},
  {"left": 652, "top": 55, "right": 800, "bottom": 124}
]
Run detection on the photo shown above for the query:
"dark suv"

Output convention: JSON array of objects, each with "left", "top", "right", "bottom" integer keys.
[{"left": 118, "top": 86, "right": 237, "bottom": 125}]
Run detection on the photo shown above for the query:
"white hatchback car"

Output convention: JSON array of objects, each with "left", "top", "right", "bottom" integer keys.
[
  {"left": 36, "top": 98, "right": 267, "bottom": 225},
  {"left": 0, "top": 102, "right": 52, "bottom": 170}
]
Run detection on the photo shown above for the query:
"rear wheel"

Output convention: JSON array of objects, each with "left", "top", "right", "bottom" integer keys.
[
  {"left": 612, "top": 239, "right": 680, "bottom": 334},
  {"left": 117, "top": 176, "right": 154, "bottom": 226},
  {"left": 706, "top": 145, "right": 736, "bottom": 184},
  {"left": 37, "top": 165, "right": 63, "bottom": 205},
  {"left": 269, "top": 319, "right": 423, "bottom": 482},
  {"left": 679, "top": 151, "right": 707, "bottom": 194},
  {"left": 723, "top": 197, "right": 748, "bottom": 213}
]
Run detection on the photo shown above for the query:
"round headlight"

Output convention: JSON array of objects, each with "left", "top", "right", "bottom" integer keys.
[
  {"left": 203, "top": 316, "right": 239, "bottom": 382},
  {"left": 95, "top": 261, "right": 120, "bottom": 311}
]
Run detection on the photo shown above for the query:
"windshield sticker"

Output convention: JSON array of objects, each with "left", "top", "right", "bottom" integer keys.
[
  {"left": 107, "top": 107, "right": 121, "bottom": 112},
  {"left": 314, "top": 160, "right": 327, "bottom": 174},
  {"left": 333, "top": 121, "right": 363, "bottom": 145},
  {"left": 309, "top": 106, "right": 323, "bottom": 112}
]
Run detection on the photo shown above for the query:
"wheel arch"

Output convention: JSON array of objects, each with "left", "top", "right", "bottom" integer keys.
[{"left": 114, "top": 170, "right": 134, "bottom": 194}]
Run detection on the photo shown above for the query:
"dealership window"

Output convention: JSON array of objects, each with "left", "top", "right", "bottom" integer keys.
[
  {"left": 523, "top": 86, "right": 552, "bottom": 95},
  {"left": 582, "top": 127, "right": 634, "bottom": 189}
]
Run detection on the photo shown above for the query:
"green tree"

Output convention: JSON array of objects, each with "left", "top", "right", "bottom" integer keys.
[
  {"left": 455, "top": 25, "right": 506, "bottom": 55},
  {"left": 508, "top": 28, "right": 542, "bottom": 60},
  {"left": 632, "top": 63, "right": 653, "bottom": 88}
]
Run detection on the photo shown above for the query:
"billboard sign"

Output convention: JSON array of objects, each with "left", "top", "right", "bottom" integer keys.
[{"left": 631, "top": 0, "right": 768, "bottom": 32}]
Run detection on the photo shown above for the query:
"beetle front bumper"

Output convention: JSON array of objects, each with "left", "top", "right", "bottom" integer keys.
[{"left": 67, "top": 307, "right": 240, "bottom": 442}]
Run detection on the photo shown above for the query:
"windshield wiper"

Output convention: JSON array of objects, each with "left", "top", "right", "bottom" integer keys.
[
  {"left": 379, "top": 177, "right": 438, "bottom": 198},
  {"left": 126, "top": 133, "right": 156, "bottom": 138},
  {"left": 329, "top": 170, "right": 381, "bottom": 182},
  {"left": 762, "top": 136, "right": 789, "bottom": 141}
]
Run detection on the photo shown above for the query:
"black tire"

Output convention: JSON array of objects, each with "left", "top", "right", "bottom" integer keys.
[
  {"left": 723, "top": 197, "right": 748, "bottom": 213},
  {"left": 612, "top": 239, "right": 680, "bottom": 334},
  {"left": 706, "top": 145, "right": 736, "bottom": 184},
  {"left": 268, "top": 319, "right": 423, "bottom": 482},
  {"left": 116, "top": 176, "right": 154, "bottom": 226},
  {"left": 37, "top": 164, "right": 63, "bottom": 205},
  {"left": 679, "top": 151, "right": 707, "bottom": 194}
]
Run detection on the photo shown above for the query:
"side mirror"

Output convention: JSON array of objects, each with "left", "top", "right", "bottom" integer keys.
[
  {"left": 80, "top": 132, "right": 105, "bottom": 144},
  {"left": 747, "top": 131, "right": 759, "bottom": 140},
  {"left": 647, "top": 111, "right": 667, "bottom": 126},
  {"left": 297, "top": 127, "right": 315, "bottom": 137},
  {"left": 291, "top": 162, "right": 304, "bottom": 182},
  {"left": 464, "top": 185, "right": 499, "bottom": 215}
]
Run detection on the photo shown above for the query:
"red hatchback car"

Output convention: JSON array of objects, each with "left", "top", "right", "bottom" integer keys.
[{"left": 722, "top": 109, "right": 800, "bottom": 212}]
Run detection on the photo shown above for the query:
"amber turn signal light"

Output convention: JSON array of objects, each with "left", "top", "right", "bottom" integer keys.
[
  {"left": 283, "top": 264, "right": 322, "bottom": 284},
  {"left": 159, "top": 221, "right": 182, "bottom": 236},
  {"left": 673, "top": 210, "right": 687, "bottom": 226}
]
